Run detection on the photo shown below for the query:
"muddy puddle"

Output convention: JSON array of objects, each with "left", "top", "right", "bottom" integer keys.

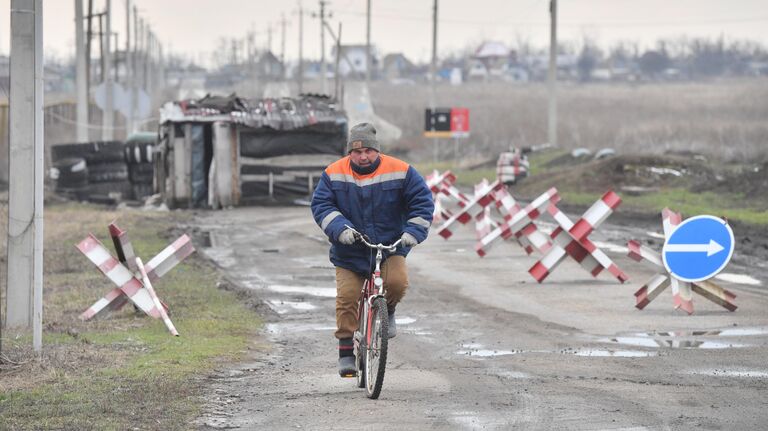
[
  {"left": 455, "top": 343, "right": 657, "bottom": 358},
  {"left": 597, "top": 326, "right": 768, "bottom": 350}
]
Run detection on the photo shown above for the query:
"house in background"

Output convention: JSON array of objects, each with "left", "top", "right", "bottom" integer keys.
[
  {"left": 332, "top": 44, "right": 379, "bottom": 78},
  {"left": 468, "top": 41, "right": 514, "bottom": 81},
  {"left": 256, "top": 51, "right": 285, "bottom": 81},
  {"left": 382, "top": 53, "right": 415, "bottom": 83}
]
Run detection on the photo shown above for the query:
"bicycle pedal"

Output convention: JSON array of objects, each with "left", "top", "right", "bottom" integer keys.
[{"left": 340, "top": 372, "right": 357, "bottom": 378}]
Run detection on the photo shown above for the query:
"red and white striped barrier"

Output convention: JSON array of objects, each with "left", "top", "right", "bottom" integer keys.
[
  {"left": 627, "top": 208, "right": 736, "bottom": 314},
  {"left": 474, "top": 180, "right": 496, "bottom": 240},
  {"left": 496, "top": 149, "right": 529, "bottom": 185},
  {"left": 475, "top": 187, "right": 559, "bottom": 257},
  {"left": 529, "top": 190, "right": 628, "bottom": 283},
  {"left": 426, "top": 170, "right": 465, "bottom": 223},
  {"left": 437, "top": 180, "right": 504, "bottom": 239},
  {"left": 489, "top": 186, "right": 552, "bottom": 255},
  {"left": 136, "top": 257, "right": 180, "bottom": 336},
  {"left": 78, "top": 222, "right": 195, "bottom": 323}
]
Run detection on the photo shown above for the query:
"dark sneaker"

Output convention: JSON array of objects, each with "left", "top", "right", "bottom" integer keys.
[
  {"left": 338, "top": 356, "right": 356, "bottom": 377},
  {"left": 388, "top": 311, "right": 397, "bottom": 339}
]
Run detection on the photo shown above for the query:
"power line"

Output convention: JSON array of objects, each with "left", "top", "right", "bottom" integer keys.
[{"left": 333, "top": 9, "right": 768, "bottom": 29}]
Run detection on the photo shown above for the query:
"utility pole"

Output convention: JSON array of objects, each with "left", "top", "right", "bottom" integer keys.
[
  {"left": 125, "top": 0, "right": 132, "bottom": 134},
  {"left": 430, "top": 0, "right": 438, "bottom": 110},
  {"left": 86, "top": 0, "right": 94, "bottom": 93},
  {"left": 7, "top": 0, "right": 44, "bottom": 352},
  {"left": 548, "top": 0, "right": 558, "bottom": 147},
  {"left": 298, "top": 2, "right": 304, "bottom": 94},
  {"left": 334, "top": 23, "right": 342, "bottom": 101},
  {"left": 103, "top": 0, "right": 114, "bottom": 140},
  {"left": 131, "top": 5, "right": 138, "bottom": 130},
  {"left": 366, "top": 0, "right": 371, "bottom": 83},
  {"left": 280, "top": 13, "right": 287, "bottom": 79},
  {"left": 75, "top": 0, "right": 89, "bottom": 142},
  {"left": 319, "top": 0, "right": 327, "bottom": 95},
  {"left": 267, "top": 24, "right": 273, "bottom": 53},
  {"left": 98, "top": 13, "right": 105, "bottom": 80},
  {"left": 430, "top": 0, "right": 438, "bottom": 163}
]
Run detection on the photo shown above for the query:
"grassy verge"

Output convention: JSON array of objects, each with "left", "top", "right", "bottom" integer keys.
[{"left": 0, "top": 202, "right": 261, "bottom": 430}]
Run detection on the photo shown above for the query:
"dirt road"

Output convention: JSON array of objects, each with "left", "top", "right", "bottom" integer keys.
[{"left": 191, "top": 206, "right": 768, "bottom": 430}]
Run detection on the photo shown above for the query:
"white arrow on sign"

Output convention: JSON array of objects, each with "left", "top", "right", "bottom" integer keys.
[{"left": 665, "top": 239, "right": 724, "bottom": 257}]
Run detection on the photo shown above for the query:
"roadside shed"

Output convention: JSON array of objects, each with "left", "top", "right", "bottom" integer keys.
[{"left": 156, "top": 94, "right": 347, "bottom": 208}]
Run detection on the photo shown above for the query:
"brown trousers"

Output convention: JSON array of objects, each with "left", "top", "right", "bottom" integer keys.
[{"left": 334, "top": 255, "right": 409, "bottom": 339}]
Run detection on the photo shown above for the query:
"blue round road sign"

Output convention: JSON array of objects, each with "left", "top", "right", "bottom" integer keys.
[{"left": 662, "top": 215, "right": 734, "bottom": 282}]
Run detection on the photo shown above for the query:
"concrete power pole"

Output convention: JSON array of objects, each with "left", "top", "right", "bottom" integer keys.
[
  {"left": 334, "top": 23, "right": 342, "bottom": 101},
  {"left": 7, "top": 0, "right": 44, "bottom": 352},
  {"left": 75, "top": 0, "right": 89, "bottom": 142},
  {"left": 102, "top": 0, "right": 114, "bottom": 140},
  {"left": 365, "top": 0, "right": 371, "bottom": 83},
  {"left": 132, "top": 5, "right": 139, "bottom": 130},
  {"left": 430, "top": 0, "right": 438, "bottom": 110},
  {"left": 547, "top": 0, "right": 558, "bottom": 147},
  {"left": 125, "top": 0, "right": 132, "bottom": 134},
  {"left": 319, "top": 0, "right": 327, "bottom": 95},
  {"left": 430, "top": 0, "right": 438, "bottom": 163},
  {"left": 280, "top": 13, "right": 288, "bottom": 80},
  {"left": 298, "top": 2, "right": 304, "bottom": 94}
]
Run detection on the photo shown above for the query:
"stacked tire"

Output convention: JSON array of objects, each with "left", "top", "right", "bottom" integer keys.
[
  {"left": 52, "top": 157, "right": 89, "bottom": 200},
  {"left": 51, "top": 141, "right": 133, "bottom": 203},
  {"left": 124, "top": 139, "right": 155, "bottom": 200}
]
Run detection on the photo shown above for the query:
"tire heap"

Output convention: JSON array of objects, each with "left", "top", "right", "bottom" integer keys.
[
  {"left": 51, "top": 140, "right": 155, "bottom": 203},
  {"left": 124, "top": 140, "right": 155, "bottom": 200}
]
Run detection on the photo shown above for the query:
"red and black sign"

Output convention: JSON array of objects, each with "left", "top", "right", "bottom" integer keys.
[{"left": 424, "top": 107, "right": 470, "bottom": 138}]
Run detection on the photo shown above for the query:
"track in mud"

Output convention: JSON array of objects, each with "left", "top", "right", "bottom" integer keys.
[{"left": 192, "top": 206, "right": 768, "bottom": 430}]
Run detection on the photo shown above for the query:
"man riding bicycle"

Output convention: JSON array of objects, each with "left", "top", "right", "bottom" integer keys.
[{"left": 311, "top": 122, "right": 434, "bottom": 377}]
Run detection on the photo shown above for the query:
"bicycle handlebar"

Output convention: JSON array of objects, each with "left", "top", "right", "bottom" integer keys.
[{"left": 344, "top": 225, "right": 402, "bottom": 252}]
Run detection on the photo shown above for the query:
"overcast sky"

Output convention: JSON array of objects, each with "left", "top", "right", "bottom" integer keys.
[{"left": 1, "top": 0, "right": 767, "bottom": 65}]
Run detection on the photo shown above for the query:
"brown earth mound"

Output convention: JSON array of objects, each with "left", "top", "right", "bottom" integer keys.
[
  {"left": 517, "top": 154, "right": 720, "bottom": 197},
  {"left": 700, "top": 162, "right": 768, "bottom": 198}
]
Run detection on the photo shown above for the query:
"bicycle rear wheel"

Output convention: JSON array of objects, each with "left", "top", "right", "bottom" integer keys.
[{"left": 365, "top": 297, "right": 389, "bottom": 399}]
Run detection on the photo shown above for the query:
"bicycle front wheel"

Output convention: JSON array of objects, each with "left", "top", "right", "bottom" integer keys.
[{"left": 365, "top": 297, "right": 389, "bottom": 399}]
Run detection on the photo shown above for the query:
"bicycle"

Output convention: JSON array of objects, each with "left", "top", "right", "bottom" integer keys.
[{"left": 344, "top": 225, "right": 402, "bottom": 399}]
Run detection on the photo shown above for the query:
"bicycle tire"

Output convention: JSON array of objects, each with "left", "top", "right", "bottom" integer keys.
[{"left": 365, "top": 297, "right": 388, "bottom": 399}]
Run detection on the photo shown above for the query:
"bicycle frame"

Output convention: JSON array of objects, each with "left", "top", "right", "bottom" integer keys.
[
  {"left": 344, "top": 225, "right": 401, "bottom": 397},
  {"left": 350, "top": 229, "right": 401, "bottom": 347}
]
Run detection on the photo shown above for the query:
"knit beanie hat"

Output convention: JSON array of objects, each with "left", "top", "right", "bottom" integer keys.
[{"left": 347, "top": 122, "right": 380, "bottom": 153}]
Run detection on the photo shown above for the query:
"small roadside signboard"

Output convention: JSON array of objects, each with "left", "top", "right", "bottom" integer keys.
[
  {"left": 662, "top": 215, "right": 734, "bottom": 282},
  {"left": 424, "top": 107, "right": 470, "bottom": 138}
]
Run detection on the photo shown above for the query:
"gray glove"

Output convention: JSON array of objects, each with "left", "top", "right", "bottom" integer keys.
[
  {"left": 338, "top": 228, "right": 357, "bottom": 245},
  {"left": 400, "top": 232, "right": 418, "bottom": 247}
]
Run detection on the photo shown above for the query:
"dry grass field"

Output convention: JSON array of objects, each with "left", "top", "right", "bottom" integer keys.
[{"left": 367, "top": 78, "right": 768, "bottom": 164}]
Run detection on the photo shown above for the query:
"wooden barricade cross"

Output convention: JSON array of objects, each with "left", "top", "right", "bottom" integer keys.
[
  {"left": 479, "top": 186, "right": 555, "bottom": 256},
  {"left": 426, "top": 170, "right": 468, "bottom": 223},
  {"left": 474, "top": 187, "right": 559, "bottom": 257},
  {"left": 77, "top": 221, "right": 195, "bottom": 334},
  {"left": 627, "top": 208, "right": 737, "bottom": 314},
  {"left": 529, "top": 190, "right": 629, "bottom": 283},
  {"left": 436, "top": 180, "right": 504, "bottom": 240}
]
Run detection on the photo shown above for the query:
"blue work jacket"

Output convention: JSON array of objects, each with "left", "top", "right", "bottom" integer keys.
[{"left": 311, "top": 154, "right": 434, "bottom": 274}]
